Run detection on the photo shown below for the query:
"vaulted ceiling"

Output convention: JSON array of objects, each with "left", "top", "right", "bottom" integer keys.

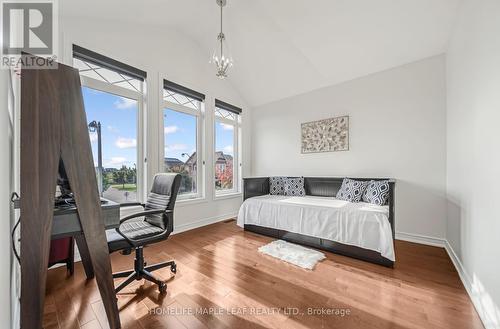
[{"left": 61, "top": 0, "right": 461, "bottom": 107}]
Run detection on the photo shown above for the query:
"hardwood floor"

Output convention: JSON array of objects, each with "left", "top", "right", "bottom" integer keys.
[{"left": 44, "top": 220, "right": 483, "bottom": 329}]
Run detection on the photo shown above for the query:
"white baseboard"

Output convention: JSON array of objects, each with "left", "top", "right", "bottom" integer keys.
[
  {"left": 395, "top": 231, "right": 446, "bottom": 247},
  {"left": 396, "top": 231, "right": 497, "bottom": 329},
  {"left": 444, "top": 241, "right": 499, "bottom": 329},
  {"left": 172, "top": 212, "right": 237, "bottom": 235}
]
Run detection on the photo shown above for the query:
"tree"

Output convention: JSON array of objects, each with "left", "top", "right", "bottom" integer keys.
[
  {"left": 102, "top": 172, "right": 113, "bottom": 191},
  {"left": 180, "top": 170, "right": 194, "bottom": 193},
  {"left": 215, "top": 161, "right": 233, "bottom": 189},
  {"left": 126, "top": 166, "right": 136, "bottom": 185},
  {"left": 113, "top": 165, "right": 127, "bottom": 189}
]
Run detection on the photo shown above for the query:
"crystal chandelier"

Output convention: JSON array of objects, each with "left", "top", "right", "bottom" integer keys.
[{"left": 211, "top": 0, "right": 233, "bottom": 79}]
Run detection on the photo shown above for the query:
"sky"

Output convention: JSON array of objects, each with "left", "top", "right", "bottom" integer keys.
[
  {"left": 164, "top": 109, "right": 235, "bottom": 163},
  {"left": 82, "top": 86, "right": 235, "bottom": 169},
  {"left": 83, "top": 86, "right": 138, "bottom": 169},
  {"left": 215, "top": 121, "right": 235, "bottom": 157}
]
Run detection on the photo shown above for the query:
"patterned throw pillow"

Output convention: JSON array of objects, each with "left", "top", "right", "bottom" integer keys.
[
  {"left": 336, "top": 178, "right": 369, "bottom": 202},
  {"left": 269, "top": 176, "right": 286, "bottom": 195},
  {"left": 362, "top": 180, "right": 390, "bottom": 205},
  {"left": 284, "top": 177, "right": 306, "bottom": 196}
]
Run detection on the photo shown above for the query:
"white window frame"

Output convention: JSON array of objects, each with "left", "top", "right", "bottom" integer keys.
[
  {"left": 77, "top": 74, "right": 146, "bottom": 202},
  {"left": 214, "top": 107, "right": 241, "bottom": 198},
  {"left": 160, "top": 88, "right": 205, "bottom": 201}
]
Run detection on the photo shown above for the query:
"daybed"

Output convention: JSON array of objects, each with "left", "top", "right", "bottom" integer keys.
[{"left": 238, "top": 177, "right": 396, "bottom": 267}]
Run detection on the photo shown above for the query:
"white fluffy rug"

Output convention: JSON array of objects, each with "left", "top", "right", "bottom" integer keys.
[{"left": 258, "top": 240, "right": 326, "bottom": 270}]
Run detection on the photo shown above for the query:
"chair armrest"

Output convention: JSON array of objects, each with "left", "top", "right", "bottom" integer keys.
[
  {"left": 120, "top": 202, "right": 145, "bottom": 208},
  {"left": 119, "top": 209, "right": 167, "bottom": 225},
  {"left": 115, "top": 209, "right": 173, "bottom": 247}
]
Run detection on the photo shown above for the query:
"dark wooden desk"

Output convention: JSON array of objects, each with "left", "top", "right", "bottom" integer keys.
[
  {"left": 15, "top": 198, "right": 121, "bottom": 278},
  {"left": 52, "top": 200, "right": 120, "bottom": 238},
  {"left": 54, "top": 200, "right": 120, "bottom": 279}
]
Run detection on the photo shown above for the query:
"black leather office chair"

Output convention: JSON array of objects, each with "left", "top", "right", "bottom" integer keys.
[{"left": 106, "top": 173, "right": 181, "bottom": 293}]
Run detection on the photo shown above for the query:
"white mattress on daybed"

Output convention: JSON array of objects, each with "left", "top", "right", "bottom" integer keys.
[{"left": 237, "top": 195, "right": 395, "bottom": 261}]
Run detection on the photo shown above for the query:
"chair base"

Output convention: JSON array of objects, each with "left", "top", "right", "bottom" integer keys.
[{"left": 113, "top": 247, "right": 176, "bottom": 293}]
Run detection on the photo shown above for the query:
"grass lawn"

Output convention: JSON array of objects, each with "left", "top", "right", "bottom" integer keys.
[{"left": 110, "top": 183, "right": 137, "bottom": 191}]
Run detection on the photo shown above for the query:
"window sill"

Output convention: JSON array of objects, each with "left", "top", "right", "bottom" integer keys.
[
  {"left": 176, "top": 197, "right": 208, "bottom": 207},
  {"left": 213, "top": 192, "right": 243, "bottom": 201}
]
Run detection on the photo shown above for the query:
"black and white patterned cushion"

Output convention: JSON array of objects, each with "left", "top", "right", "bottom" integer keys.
[
  {"left": 284, "top": 177, "right": 306, "bottom": 196},
  {"left": 269, "top": 176, "right": 286, "bottom": 195},
  {"left": 336, "top": 178, "right": 368, "bottom": 202},
  {"left": 362, "top": 180, "right": 390, "bottom": 205}
]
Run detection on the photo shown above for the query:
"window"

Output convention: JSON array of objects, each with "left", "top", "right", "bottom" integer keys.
[
  {"left": 214, "top": 99, "right": 242, "bottom": 195},
  {"left": 73, "top": 45, "right": 146, "bottom": 203},
  {"left": 162, "top": 80, "right": 205, "bottom": 199}
]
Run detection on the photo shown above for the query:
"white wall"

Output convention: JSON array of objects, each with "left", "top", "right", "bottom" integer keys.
[
  {"left": 59, "top": 15, "right": 251, "bottom": 231},
  {"left": 446, "top": 0, "right": 500, "bottom": 327},
  {"left": 251, "top": 56, "right": 447, "bottom": 239}
]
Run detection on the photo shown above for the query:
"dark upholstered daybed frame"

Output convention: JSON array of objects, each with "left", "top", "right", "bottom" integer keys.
[{"left": 242, "top": 177, "right": 396, "bottom": 267}]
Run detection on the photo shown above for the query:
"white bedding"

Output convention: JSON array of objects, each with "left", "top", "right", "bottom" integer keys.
[{"left": 237, "top": 195, "right": 395, "bottom": 261}]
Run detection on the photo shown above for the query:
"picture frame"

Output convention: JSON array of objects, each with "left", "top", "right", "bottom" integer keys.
[{"left": 301, "top": 116, "right": 349, "bottom": 153}]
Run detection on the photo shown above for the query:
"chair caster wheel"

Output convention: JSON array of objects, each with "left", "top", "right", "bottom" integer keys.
[
  {"left": 159, "top": 282, "right": 167, "bottom": 293},
  {"left": 171, "top": 264, "right": 177, "bottom": 274}
]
